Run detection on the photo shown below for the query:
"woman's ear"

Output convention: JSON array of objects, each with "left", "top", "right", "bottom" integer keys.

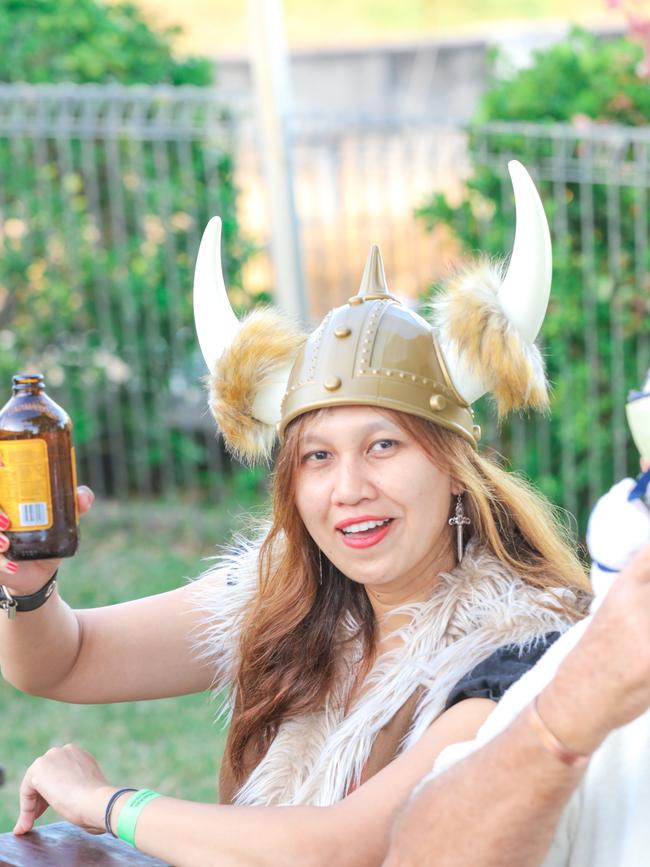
[{"left": 451, "top": 479, "right": 463, "bottom": 497}]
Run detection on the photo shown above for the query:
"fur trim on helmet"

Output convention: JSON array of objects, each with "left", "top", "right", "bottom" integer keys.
[
  {"left": 208, "top": 308, "right": 307, "bottom": 464},
  {"left": 431, "top": 260, "right": 549, "bottom": 416}
]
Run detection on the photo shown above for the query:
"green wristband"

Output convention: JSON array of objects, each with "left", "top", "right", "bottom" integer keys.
[{"left": 116, "top": 788, "right": 162, "bottom": 847}]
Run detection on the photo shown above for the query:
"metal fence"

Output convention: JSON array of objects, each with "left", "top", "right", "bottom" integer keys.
[{"left": 1, "top": 83, "right": 649, "bottom": 529}]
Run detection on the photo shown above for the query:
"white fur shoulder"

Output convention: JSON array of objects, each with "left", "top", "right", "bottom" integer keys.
[{"left": 190, "top": 535, "right": 581, "bottom": 806}]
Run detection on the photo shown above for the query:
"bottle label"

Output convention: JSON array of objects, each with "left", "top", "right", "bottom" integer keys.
[{"left": 0, "top": 439, "right": 53, "bottom": 531}]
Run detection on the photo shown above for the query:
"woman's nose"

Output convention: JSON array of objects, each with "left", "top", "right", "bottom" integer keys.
[{"left": 331, "top": 457, "right": 376, "bottom": 505}]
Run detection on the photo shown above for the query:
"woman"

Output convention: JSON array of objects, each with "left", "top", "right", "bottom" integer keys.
[{"left": 0, "top": 161, "right": 590, "bottom": 866}]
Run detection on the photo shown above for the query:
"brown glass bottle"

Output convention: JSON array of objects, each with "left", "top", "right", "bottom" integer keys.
[{"left": 0, "top": 374, "right": 79, "bottom": 560}]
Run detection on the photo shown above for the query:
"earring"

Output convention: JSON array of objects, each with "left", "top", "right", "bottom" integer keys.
[
  {"left": 317, "top": 548, "right": 323, "bottom": 585},
  {"left": 448, "top": 493, "right": 471, "bottom": 561}
]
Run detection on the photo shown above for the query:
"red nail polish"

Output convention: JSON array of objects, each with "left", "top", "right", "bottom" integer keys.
[
  {"left": 5, "top": 562, "right": 17, "bottom": 574},
  {"left": 0, "top": 516, "right": 9, "bottom": 530}
]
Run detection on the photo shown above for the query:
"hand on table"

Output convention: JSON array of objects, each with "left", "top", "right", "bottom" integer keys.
[
  {"left": 14, "top": 743, "right": 115, "bottom": 836},
  {"left": 0, "top": 486, "right": 94, "bottom": 593}
]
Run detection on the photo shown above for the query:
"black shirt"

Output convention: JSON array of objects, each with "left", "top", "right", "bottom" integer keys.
[{"left": 444, "top": 632, "right": 562, "bottom": 710}]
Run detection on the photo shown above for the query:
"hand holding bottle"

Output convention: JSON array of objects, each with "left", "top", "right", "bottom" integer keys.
[{"left": 0, "top": 486, "right": 94, "bottom": 595}]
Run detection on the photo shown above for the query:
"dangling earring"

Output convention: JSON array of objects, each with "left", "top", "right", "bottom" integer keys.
[
  {"left": 448, "top": 493, "right": 471, "bottom": 561},
  {"left": 317, "top": 548, "right": 323, "bottom": 585}
]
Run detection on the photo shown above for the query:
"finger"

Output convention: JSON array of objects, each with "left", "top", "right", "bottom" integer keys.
[
  {"left": 0, "top": 533, "right": 9, "bottom": 553},
  {"left": 0, "top": 511, "right": 8, "bottom": 531},
  {"left": 76, "top": 486, "right": 95, "bottom": 516},
  {"left": 14, "top": 774, "right": 49, "bottom": 835},
  {"left": 0, "top": 555, "right": 18, "bottom": 576}
]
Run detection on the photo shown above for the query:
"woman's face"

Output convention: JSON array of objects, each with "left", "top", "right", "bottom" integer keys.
[{"left": 294, "top": 407, "right": 459, "bottom": 600}]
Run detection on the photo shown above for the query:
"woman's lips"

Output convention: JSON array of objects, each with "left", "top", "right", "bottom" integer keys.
[{"left": 338, "top": 519, "right": 394, "bottom": 549}]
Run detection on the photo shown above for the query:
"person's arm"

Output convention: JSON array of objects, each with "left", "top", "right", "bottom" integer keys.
[
  {"left": 383, "top": 698, "right": 584, "bottom": 867},
  {"left": 0, "top": 490, "right": 217, "bottom": 702},
  {"left": 14, "top": 697, "right": 496, "bottom": 866},
  {"left": 385, "top": 542, "right": 650, "bottom": 867}
]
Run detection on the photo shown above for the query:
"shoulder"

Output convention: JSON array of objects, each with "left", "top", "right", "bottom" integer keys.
[{"left": 444, "top": 632, "right": 562, "bottom": 710}]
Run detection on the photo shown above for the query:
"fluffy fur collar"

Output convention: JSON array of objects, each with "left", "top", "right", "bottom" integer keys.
[{"left": 192, "top": 536, "right": 578, "bottom": 807}]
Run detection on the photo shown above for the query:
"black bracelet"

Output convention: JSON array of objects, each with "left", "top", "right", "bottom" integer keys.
[
  {"left": 0, "top": 571, "right": 58, "bottom": 620},
  {"left": 104, "top": 787, "right": 137, "bottom": 837}
]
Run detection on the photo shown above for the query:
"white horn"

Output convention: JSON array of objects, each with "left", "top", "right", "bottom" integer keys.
[
  {"left": 439, "top": 160, "right": 552, "bottom": 405},
  {"left": 193, "top": 216, "right": 241, "bottom": 374},
  {"left": 193, "top": 217, "right": 294, "bottom": 427},
  {"left": 498, "top": 159, "right": 552, "bottom": 343}
]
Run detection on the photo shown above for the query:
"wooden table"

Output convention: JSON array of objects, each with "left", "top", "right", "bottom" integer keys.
[{"left": 0, "top": 822, "right": 170, "bottom": 866}]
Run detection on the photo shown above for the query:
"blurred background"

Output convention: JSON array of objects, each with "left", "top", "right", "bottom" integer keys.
[{"left": 1, "top": 0, "right": 650, "bottom": 831}]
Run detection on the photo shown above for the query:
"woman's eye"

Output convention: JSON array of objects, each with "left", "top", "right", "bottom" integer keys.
[
  {"left": 370, "top": 439, "right": 397, "bottom": 452},
  {"left": 303, "top": 450, "right": 330, "bottom": 462}
]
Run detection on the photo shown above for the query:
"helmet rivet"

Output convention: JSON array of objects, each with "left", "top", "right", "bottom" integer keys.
[
  {"left": 334, "top": 327, "right": 351, "bottom": 338},
  {"left": 429, "top": 394, "right": 447, "bottom": 412},
  {"left": 348, "top": 296, "right": 364, "bottom": 306},
  {"left": 371, "top": 368, "right": 379, "bottom": 375},
  {"left": 324, "top": 376, "right": 342, "bottom": 391},
  {"left": 473, "top": 424, "right": 482, "bottom": 440}
]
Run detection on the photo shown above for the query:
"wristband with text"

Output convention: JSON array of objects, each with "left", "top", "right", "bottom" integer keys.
[{"left": 116, "top": 788, "right": 162, "bottom": 848}]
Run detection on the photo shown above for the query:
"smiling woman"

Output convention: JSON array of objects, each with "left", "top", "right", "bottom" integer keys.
[{"left": 0, "top": 162, "right": 590, "bottom": 867}]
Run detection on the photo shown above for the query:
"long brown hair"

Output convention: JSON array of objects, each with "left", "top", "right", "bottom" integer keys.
[{"left": 227, "top": 409, "right": 590, "bottom": 782}]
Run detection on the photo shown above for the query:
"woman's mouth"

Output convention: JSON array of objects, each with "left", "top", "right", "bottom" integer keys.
[{"left": 337, "top": 518, "right": 394, "bottom": 549}]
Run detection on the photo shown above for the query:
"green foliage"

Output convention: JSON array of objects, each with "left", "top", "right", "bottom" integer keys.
[
  {"left": 0, "top": 1, "right": 250, "bottom": 496},
  {"left": 0, "top": 0, "right": 213, "bottom": 85},
  {"left": 416, "top": 27, "right": 650, "bottom": 530},
  {"left": 478, "top": 29, "right": 649, "bottom": 124}
]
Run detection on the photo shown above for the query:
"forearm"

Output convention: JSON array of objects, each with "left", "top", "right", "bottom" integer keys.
[
  {"left": 113, "top": 795, "right": 338, "bottom": 867},
  {"left": 0, "top": 590, "right": 82, "bottom": 695},
  {"left": 384, "top": 704, "right": 585, "bottom": 867}
]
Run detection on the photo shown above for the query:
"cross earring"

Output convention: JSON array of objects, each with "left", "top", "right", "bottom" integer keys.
[{"left": 448, "top": 493, "right": 471, "bottom": 561}]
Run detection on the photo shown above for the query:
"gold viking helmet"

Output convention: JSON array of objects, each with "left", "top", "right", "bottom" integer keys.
[{"left": 194, "top": 160, "right": 552, "bottom": 464}]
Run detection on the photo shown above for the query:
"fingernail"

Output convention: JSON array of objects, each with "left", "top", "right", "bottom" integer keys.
[
  {"left": 5, "top": 562, "right": 17, "bottom": 574},
  {"left": 0, "top": 516, "right": 9, "bottom": 530},
  {"left": 79, "top": 485, "right": 94, "bottom": 501}
]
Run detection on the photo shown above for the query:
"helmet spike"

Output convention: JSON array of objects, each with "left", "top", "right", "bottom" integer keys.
[{"left": 356, "top": 245, "right": 390, "bottom": 297}]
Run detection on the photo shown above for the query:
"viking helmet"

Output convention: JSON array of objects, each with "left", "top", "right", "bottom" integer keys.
[{"left": 194, "top": 160, "right": 552, "bottom": 464}]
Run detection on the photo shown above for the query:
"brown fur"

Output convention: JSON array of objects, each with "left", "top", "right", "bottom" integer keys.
[
  {"left": 208, "top": 308, "right": 306, "bottom": 464},
  {"left": 431, "top": 260, "right": 549, "bottom": 416}
]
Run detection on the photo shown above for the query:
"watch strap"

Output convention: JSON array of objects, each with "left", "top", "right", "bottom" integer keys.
[{"left": 0, "top": 571, "right": 58, "bottom": 619}]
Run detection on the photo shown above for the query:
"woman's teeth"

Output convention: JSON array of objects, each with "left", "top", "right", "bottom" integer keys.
[{"left": 341, "top": 518, "right": 391, "bottom": 535}]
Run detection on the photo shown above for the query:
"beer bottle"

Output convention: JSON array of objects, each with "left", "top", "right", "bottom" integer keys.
[{"left": 0, "top": 373, "right": 79, "bottom": 560}]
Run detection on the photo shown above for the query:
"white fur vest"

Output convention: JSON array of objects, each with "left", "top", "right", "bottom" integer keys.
[{"left": 191, "top": 536, "right": 580, "bottom": 807}]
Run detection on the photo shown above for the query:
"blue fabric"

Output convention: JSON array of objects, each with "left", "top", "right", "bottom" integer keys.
[
  {"left": 593, "top": 561, "right": 619, "bottom": 574},
  {"left": 627, "top": 469, "right": 650, "bottom": 502},
  {"left": 444, "top": 632, "right": 562, "bottom": 710}
]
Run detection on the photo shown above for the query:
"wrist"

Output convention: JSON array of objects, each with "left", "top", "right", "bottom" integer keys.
[
  {"left": 0, "top": 572, "right": 58, "bottom": 619},
  {"left": 83, "top": 784, "right": 120, "bottom": 833},
  {"left": 537, "top": 679, "right": 606, "bottom": 756}
]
